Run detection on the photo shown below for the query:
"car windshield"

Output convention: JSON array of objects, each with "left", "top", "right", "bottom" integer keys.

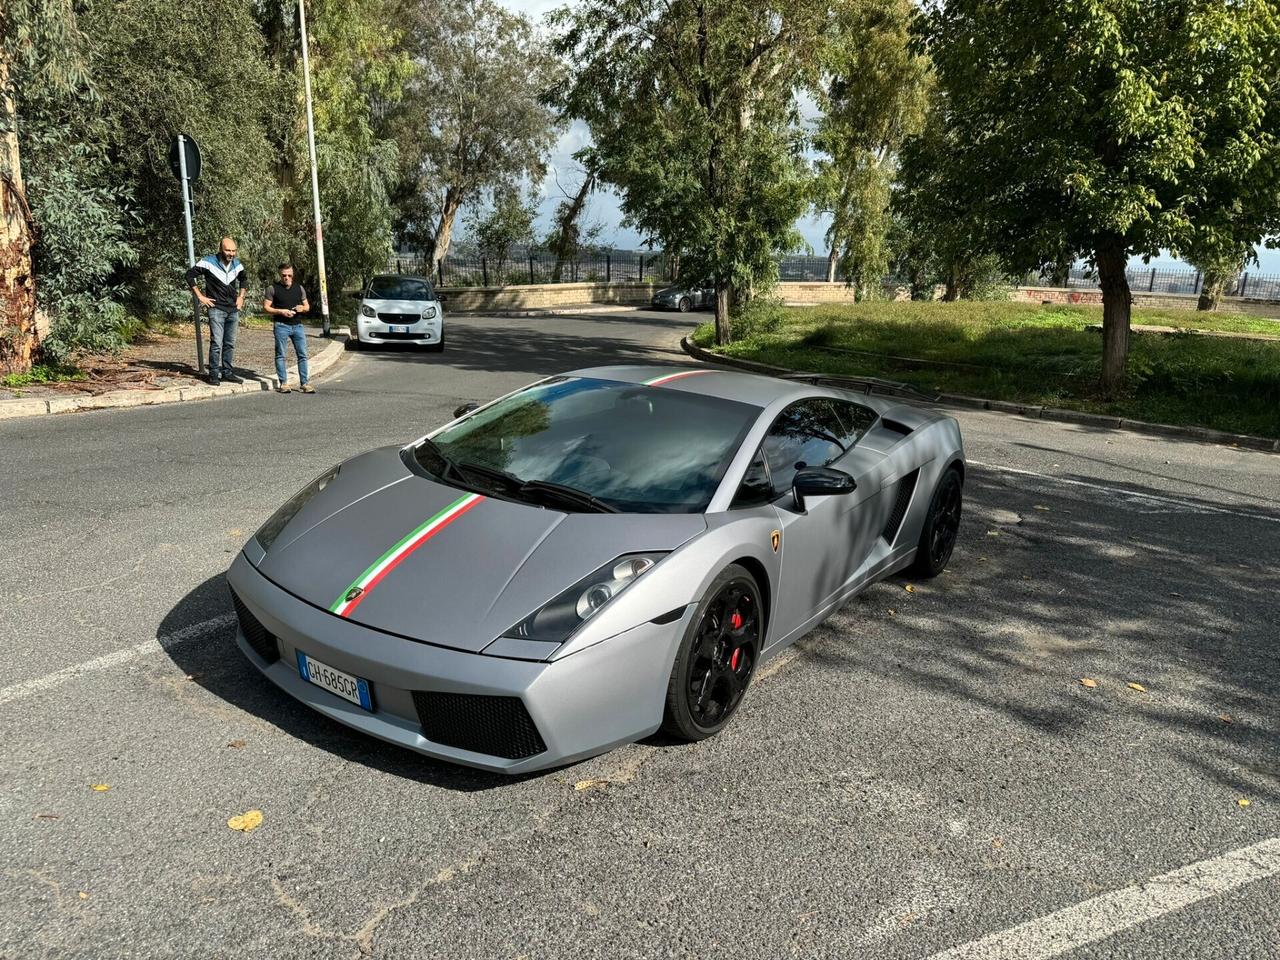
[
  {"left": 415, "top": 377, "right": 760, "bottom": 513},
  {"left": 368, "top": 277, "right": 433, "bottom": 300}
]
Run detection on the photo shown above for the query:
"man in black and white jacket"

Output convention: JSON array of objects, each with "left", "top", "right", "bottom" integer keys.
[{"left": 186, "top": 236, "right": 249, "bottom": 385}]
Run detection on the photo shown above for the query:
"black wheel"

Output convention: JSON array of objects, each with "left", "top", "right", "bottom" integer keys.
[
  {"left": 347, "top": 335, "right": 362, "bottom": 351},
  {"left": 910, "top": 467, "right": 963, "bottom": 578},
  {"left": 678, "top": 297, "right": 692, "bottom": 313},
  {"left": 424, "top": 333, "right": 444, "bottom": 353},
  {"left": 662, "top": 564, "right": 763, "bottom": 741}
]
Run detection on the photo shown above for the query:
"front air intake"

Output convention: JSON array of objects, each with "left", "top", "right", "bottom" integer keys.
[
  {"left": 412, "top": 691, "right": 547, "bottom": 760},
  {"left": 230, "top": 589, "right": 280, "bottom": 664}
]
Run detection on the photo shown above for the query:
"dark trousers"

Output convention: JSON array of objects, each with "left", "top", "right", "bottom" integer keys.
[{"left": 207, "top": 308, "right": 240, "bottom": 379}]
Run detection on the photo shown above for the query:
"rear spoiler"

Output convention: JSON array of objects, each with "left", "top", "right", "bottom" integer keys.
[{"left": 779, "top": 372, "right": 940, "bottom": 403}]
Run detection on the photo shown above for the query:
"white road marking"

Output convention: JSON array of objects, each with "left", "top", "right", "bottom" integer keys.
[
  {"left": 927, "top": 837, "right": 1280, "bottom": 960},
  {"left": 969, "top": 460, "right": 1280, "bottom": 524},
  {"left": 0, "top": 613, "right": 235, "bottom": 707}
]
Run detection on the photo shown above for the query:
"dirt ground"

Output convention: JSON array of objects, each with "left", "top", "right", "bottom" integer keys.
[{"left": 0, "top": 320, "right": 331, "bottom": 401}]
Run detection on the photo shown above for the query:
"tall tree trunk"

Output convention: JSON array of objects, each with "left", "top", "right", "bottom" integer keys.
[
  {"left": 1095, "top": 239, "right": 1131, "bottom": 397},
  {"left": 429, "top": 188, "right": 463, "bottom": 265},
  {"left": 714, "top": 282, "right": 731, "bottom": 345},
  {"left": 550, "top": 173, "right": 595, "bottom": 283},
  {"left": 826, "top": 248, "right": 838, "bottom": 283},
  {"left": 1, "top": 53, "right": 38, "bottom": 376},
  {"left": 942, "top": 267, "right": 960, "bottom": 302},
  {"left": 1197, "top": 271, "right": 1225, "bottom": 311}
]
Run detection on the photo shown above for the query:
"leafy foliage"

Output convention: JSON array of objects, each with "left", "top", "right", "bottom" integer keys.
[
  {"left": 913, "top": 0, "right": 1280, "bottom": 391},
  {"left": 466, "top": 188, "right": 538, "bottom": 279},
  {"left": 553, "top": 0, "right": 836, "bottom": 343}
]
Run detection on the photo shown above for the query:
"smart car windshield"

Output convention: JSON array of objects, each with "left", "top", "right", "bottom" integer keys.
[
  {"left": 368, "top": 276, "right": 433, "bottom": 300},
  {"left": 414, "top": 377, "right": 760, "bottom": 513}
]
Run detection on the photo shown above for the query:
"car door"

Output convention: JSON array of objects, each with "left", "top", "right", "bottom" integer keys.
[{"left": 762, "top": 398, "right": 886, "bottom": 648}]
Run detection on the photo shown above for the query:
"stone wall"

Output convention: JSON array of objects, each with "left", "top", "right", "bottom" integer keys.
[
  {"left": 437, "top": 281, "right": 661, "bottom": 312},
  {"left": 1013, "top": 286, "right": 1280, "bottom": 319}
]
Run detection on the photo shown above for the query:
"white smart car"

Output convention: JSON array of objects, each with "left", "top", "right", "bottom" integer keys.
[{"left": 351, "top": 274, "right": 445, "bottom": 351}]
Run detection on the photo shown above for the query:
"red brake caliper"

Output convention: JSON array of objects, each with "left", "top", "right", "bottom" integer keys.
[{"left": 729, "top": 611, "right": 744, "bottom": 670}]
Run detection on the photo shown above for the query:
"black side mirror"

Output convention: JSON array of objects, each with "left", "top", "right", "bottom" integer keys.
[
  {"left": 349, "top": 291, "right": 364, "bottom": 301},
  {"left": 453, "top": 402, "right": 480, "bottom": 419},
  {"left": 792, "top": 465, "right": 856, "bottom": 512},
  {"left": 436, "top": 293, "right": 448, "bottom": 303}
]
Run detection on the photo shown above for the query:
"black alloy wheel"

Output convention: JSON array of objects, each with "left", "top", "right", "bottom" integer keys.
[
  {"left": 910, "top": 467, "right": 963, "bottom": 578},
  {"left": 662, "top": 564, "right": 763, "bottom": 740}
]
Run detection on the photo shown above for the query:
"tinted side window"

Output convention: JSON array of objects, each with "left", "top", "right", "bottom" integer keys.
[
  {"left": 831, "top": 401, "right": 879, "bottom": 447},
  {"left": 731, "top": 448, "right": 773, "bottom": 508},
  {"left": 762, "top": 400, "right": 847, "bottom": 494}
]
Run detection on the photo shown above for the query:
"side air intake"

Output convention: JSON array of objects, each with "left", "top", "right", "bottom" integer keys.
[
  {"left": 881, "top": 469, "right": 920, "bottom": 544},
  {"left": 230, "top": 589, "right": 281, "bottom": 664}
]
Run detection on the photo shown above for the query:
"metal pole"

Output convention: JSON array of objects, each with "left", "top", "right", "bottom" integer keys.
[
  {"left": 298, "top": 0, "right": 331, "bottom": 336},
  {"left": 177, "top": 135, "right": 205, "bottom": 374}
]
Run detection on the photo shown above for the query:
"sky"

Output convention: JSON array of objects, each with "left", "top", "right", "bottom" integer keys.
[{"left": 493, "top": 0, "right": 1280, "bottom": 275}]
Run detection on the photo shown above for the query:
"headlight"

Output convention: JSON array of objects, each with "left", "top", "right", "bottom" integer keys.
[
  {"left": 502, "top": 553, "right": 666, "bottom": 645},
  {"left": 255, "top": 466, "right": 340, "bottom": 552},
  {"left": 422, "top": 305, "right": 437, "bottom": 319},
  {"left": 360, "top": 304, "right": 376, "bottom": 318}
]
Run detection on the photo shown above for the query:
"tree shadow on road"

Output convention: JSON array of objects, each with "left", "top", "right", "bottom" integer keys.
[{"left": 158, "top": 574, "right": 539, "bottom": 792}]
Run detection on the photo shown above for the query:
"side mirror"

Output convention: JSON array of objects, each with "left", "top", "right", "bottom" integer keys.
[
  {"left": 436, "top": 293, "right": 448, "bottom": 303},
  {"left": 349, "top": 291, "right": 364, "bottom": 301},
  {"left": 453, "top": 402, "right": 480, "bottom": 419},
  {"left": 791, "top": 465, "right": 856, "bottom": 513}
]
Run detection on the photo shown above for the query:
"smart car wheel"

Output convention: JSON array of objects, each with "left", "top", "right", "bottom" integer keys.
[
  {"left": 424, "top": 332, "right": 444, "bottom": 353},
  {"left": 678, "top": 296, "right": 691, "bottom": 312},
  {"left": 910, "top": 466, "right": 963, "bottom": 578},
  {"left": 662, "top": 564, "right": 762, "bottom": 741}
]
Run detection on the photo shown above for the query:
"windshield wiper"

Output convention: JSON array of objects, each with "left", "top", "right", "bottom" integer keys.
[
  {"left": 517, "top": 479, "right": 620, "bottom": 514},
  {"left": 413, "top": 439, "right": 470, "bottom": 486},
  {"left": 453, "top": 459, "right": 524, "bottom": 493}
]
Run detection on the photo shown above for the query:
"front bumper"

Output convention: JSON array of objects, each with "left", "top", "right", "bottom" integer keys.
[
  {"left": 355, "top": 315, "right": 442, "bottom": 344},
  {"left": 225, "top": 552, "right": 689, "bottom": 774}
]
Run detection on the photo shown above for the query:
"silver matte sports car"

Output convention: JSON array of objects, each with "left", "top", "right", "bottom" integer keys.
[{"left": 227, "top": 366, "right": 965, "bottom": 773}]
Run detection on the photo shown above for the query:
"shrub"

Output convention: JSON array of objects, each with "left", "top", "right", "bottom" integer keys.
[{"left": 731, "top": 297, "right": 786, "bottom": 340}]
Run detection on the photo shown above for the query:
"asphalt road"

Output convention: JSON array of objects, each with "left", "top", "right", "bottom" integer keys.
[{"left": 2, "top": 309, "right": 1278, "bottom": 960}]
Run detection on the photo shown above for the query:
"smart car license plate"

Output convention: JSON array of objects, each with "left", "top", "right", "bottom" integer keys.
[
  {"left": 392, "top": 325, "right": 407, "bottom": 333},
  {"left": 296, "top": 651, "right": 372, "bottom": 710}
]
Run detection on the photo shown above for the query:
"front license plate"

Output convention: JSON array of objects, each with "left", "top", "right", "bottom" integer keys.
[
  {"left": 392, "top": 325, "right": 406, "bottom": 333},
  {"left": 296, "top": 651, "right": 373, "bottom": 710}
]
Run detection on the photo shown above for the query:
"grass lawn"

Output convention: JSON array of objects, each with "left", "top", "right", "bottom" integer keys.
[{"left": 694, "top": 301, "right": 1280, "bottom": 438}]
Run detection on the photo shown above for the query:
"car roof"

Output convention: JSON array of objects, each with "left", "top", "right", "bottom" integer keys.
[
  {"left": 371, "top": 274, "right": 432, "bottom": 283},
  {"left": 564, "top": 364, "right": 898, "bottom": 411}
]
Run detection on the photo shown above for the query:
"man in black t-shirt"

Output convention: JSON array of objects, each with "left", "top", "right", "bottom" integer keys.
[{"left": 263, "top": 262, "right": 314, "bottom": 394}]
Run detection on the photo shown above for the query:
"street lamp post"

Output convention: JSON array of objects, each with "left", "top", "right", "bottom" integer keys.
[{"left": 298, "top": 0, "right": 331, "bottom": 336}]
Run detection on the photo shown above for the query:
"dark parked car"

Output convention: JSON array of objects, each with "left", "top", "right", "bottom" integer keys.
[{"left": 652, "top": 282, "right": 715, "bottom": 312}]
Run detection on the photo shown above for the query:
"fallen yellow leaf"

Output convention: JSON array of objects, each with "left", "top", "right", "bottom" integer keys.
[
  {"left": 905, "top": 584, "right": 915, "bottom": 593},
  {"left": 1079, "top": 678, "right": 1098, "bottom": 688},
  {"left": 227, "top": 810, "right": 263, "bottom": 832},
  {"left": 1238, "top": 798, "right": 1251, "bottom": 808},
  {"left": 888, "top": 609, "right": 897, "bottom": 617},
  {"left": 1218, "top": 713, "right": 1234, "bottom": 725},
  {"left": 574, "top": 779, "right": 608, "bottom": 792},
  {"left": 1033, "top": 505, "right": 1050, "bottom": 512},
  {"left": 78, "top": 892, "right": 88, "bottom": 900},
  {"left": 90, "top": 784, "right": 110, "bottom": 792},
  {"left": 1127, "top": 682, "right": 1147, "bottom": 693},
  {"left": 227, "top": 739, "right": 246, "bottom": 749}
]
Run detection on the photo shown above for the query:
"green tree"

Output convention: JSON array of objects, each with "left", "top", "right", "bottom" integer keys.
[
  {"left": 394, "top": 0, "right": 561, "bottom": 266},
  {"left": 465, "top": 188, "right": 538, "bottom": 281},
  {"left": 1, "top": 0, "right": 92, "bottom": 373},
  {"left": 918, "top": 0, "right": 1280, "bottom": 394},
  {"left": 554, "top": 0, "right": 835, "bottom": 344},
  {"left": 545, "top": 166, "right": 599, "bottom": 282},
  {"left": 813, "top": 0, "right": 929, "bottom": 296}
]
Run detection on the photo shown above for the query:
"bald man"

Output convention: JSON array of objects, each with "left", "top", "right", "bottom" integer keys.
[{"left": 186, "top": 236, "right": 249, "bottom": 385}]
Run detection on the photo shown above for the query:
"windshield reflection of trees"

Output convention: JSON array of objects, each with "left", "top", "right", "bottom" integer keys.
[{"left": 446, "top": 401, "right": 552, "bottom": 473}]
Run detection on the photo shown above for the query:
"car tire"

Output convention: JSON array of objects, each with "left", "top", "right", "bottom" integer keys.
[
  {"left": 909, "top": 466, "right": 963, "bottom": 579},
  {"left": 661, "top": 563, "right": 763, "bottom": 741},
  {"left": 424, "top": 333, "right": 444, "bottom": 353},
  {"left": 678, "top": 297, "right": 691, "bottom": 313},
  {"left": 347, "top": 335, "right": 362, "bottom": 351}
]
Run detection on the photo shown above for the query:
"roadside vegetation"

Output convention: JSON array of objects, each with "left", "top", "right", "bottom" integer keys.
[{"left": 693, "top": 302, "right": 1280, "bottom": 438}]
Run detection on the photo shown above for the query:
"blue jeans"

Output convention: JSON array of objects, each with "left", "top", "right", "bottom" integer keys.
[
  {"left": 273, "top": 322, "right": 309, "bottom": 385},
  {"left": 206, "top": 308, "right": 240, "bottom": 379}
]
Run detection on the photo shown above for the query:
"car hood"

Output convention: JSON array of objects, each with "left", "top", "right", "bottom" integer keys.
[
  {"left": 256, "top": 448, "right": 706, "bottom": 652},
  {"left": 362, "top": 297, "right": 434, "bottom": 311},
  {"left": 653, "top": 287, "right": 684, "bottom": 298}
]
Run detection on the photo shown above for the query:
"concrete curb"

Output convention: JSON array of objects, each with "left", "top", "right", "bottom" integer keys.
[
  {"left": 0, "top": 328, "right": 349, "bottom": 421},
  {"left": 679, "top": 336, "right": 1280, "bottom": 454}
]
